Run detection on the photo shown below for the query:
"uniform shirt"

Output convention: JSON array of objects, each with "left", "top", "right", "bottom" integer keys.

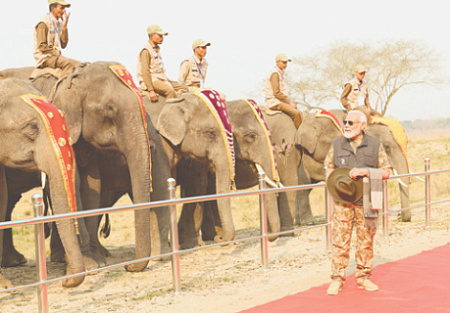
[
  {"left": 264, "top": 67, "right": 291, "bottom": 107},
  {"left": 137, "top": 41, "right": 169, "bottom": 92},
  {"left": 179, "top": 55, "right": 208, "bottom": 90},
  {"left": 340, "top": 78, "right": 370, "bottom": 110},
  {"left": 34, "top": 14, "right": 69, "bottom": 67}
]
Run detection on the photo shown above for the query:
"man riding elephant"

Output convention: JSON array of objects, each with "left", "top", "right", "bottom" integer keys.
[{"left": 34, "top": 0, "right": 80, "bottom": 78}]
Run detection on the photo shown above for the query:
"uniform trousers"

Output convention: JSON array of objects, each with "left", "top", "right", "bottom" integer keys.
[
  {"left": 331, "top": 201, "right": 377, "bottom": 284},
  {"left": 152, "top": 80, "right": 188, "bottom": 99},
  {"left": 271, "top": 102, "right": 302, "bottom": 128},
  {"left": 43, "top": 55, "right": 80, "bottom": 78}
]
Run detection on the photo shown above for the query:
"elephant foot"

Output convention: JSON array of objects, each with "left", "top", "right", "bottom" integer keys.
[
  {"left": 0, "top": 275, "right": 13, "bottom": 289},
  {"left": 399, "top": 211, "right": 412, "bottom": 222},
  {"left": 83, "top": 255, "right": 103, "bottom": 272},
  {"left": 62, "top": 266, "right": 85, "bottom": 288},
  {"left": 125, "top": 261, "right": 148, "bottom": 272},
  {"left": 180, "top": 236, "right": 200, "bottom": 250},
  {"left": 268, "top": 234, "right": 280, "bottom": 242},
  {"left": 51, "top": 249, "right": 66, "bottom": 263},
  {"left": 213, "top": 234, "right": 236, "bottom": 246},
  {"left": 1, "top": 250, "right": 27, "bottom": 267},
  {"left": 98, "top": 243, "right": 111, "bottom": 258}
]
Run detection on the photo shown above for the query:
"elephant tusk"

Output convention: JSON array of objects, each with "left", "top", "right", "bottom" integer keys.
[
  {"left": 255, "top": 164, "right": 282, "bottom": 188},
  {"left": 392, "top": 169, "right": 409, "bottom": 188},
  {"left": 41, "top": 172, "right": 47, "bottom": 189}
]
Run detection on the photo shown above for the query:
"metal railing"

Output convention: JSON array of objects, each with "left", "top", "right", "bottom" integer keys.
[{"left": 0, "top": 159, "right": 449, "bottom": 312}]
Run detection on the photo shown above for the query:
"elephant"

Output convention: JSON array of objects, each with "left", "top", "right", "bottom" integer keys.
[
  {"left": 64, "top": 89, "right": 239, "bottom": 271},
  {"left": 177, "top": 99, "right": 284, "bottom": 249},
  {"left": 295, "top": 109, "right": 411, "bottom": 222},
  {"left": 1, "top": 62, "right": 153, "bottom": 271},
  {"left": 0, "top": 78, "right": 85, "bottom": 288}
]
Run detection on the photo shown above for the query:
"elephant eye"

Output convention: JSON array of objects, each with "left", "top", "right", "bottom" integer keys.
[
  {"left": 244, "top": 132, "right": 257, "bottom": 143},
  {"left": 22, "top": 119, "right": 39, "bottom": 141},
  {"left": 203, "top": 129, "right": 217, "bottom": 141}
]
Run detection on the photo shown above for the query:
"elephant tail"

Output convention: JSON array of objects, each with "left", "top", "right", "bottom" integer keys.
[{"left": 99, "top": 214, "right": 111, "bottom": 238}]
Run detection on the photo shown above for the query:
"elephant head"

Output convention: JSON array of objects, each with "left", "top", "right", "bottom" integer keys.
[
  {"left": 154, "top": 92, "right": 236, "bottom": 243},
  {"left": 0, "top": 78, "right": 84, "bottom": 288},
  {"left": 12, "top": 62, "right": 154, "bottom": 270}
]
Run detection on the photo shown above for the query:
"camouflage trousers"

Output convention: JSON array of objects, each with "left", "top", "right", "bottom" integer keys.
[{"left": 330, "top": 201, "right": 377, "bottom": 284}]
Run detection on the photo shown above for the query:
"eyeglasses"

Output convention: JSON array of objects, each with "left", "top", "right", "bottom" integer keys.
[{"left": 343, "top": 120, "right": 360, "bottom": 126}]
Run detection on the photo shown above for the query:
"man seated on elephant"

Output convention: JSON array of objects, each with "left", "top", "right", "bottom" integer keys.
[
  {"left": 340, "top": 65, "right": 380, "bottom": 118},
  {"left": 324, "top": 110, "right": 390, "bottom": 295},
  {"left": 34, "top": 0, "right": 80, "bottom": 78},
  {"left": 179, "top": 39, "right": 211, "bottom": 92},
  {"left": 137, "top": 24, "right": 188, "bottom": 102}
]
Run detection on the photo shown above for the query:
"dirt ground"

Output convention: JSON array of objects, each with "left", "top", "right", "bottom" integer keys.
[
  {"left": 1, "top": 199, "right": 449, "bottom": 313},
  {"left": 1, "top": 131, "right": 449, "bottom": 313}
]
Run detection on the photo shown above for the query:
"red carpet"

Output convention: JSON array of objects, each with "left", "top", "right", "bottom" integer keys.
[{"left": 240, "top": 243, "right": 450, "bottom": 313}]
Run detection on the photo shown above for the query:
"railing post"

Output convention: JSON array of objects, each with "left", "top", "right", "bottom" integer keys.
[
  {"left": 425, "top": 158, "right": 431, "bottom": 228},
  {"left": 33, "top": 193, "right": 48, "bottom": 313},
  {"left": 167, "top": 178, "right": 181, "bottom": 293},
  {"left": 324, "top": 166, "right": 333, "bottom": 251},
  {"left": 258, "top": 170, "right": 269, "bottom": 269},
  {"left": 382, "top": 180, "right": 389, "bottom": 237}
]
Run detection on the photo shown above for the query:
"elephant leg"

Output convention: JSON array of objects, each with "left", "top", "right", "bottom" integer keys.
[
  {"left": 296, "top": 163, "right": 315, "bottom": 225},
  {"left": 201, "top": 201, "right": 217, "bottom": 241},
  {"left": 0, "top": 166, "right": 13, "bottom": 289},
  {"left": 399, "top": 180, "right": 411, "bottom": 222},
  {"left": 50, "top": 222, "right": 65, "bottom": 263},
  {"left": 2, "top": 194, "right": 27, "bottom": 267},
  {"left": 179, "top": 202, "right": 205, "bottom": 249}
]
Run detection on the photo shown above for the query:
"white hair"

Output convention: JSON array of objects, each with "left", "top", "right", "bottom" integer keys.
[{"left": 348, "top": 110, "right": 367, "bottom": 124}]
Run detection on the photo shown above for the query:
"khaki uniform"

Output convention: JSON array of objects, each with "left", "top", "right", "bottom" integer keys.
[
  {"left": 33, "top": 14, "right": 80, "bottom": 77},
  {"left": 264, "top": 67, "right": 301, "bottom": 128},
  {"left": 324, "top": 134, "right": 389, "bottom": 284},
  {"left": 179, "top": 55, "right": 208, "bottom": 92},
  {"left": 340, "top": 78, "right": 370, "bottom": 111},
  {"left": 137, "top": 40, "right": 187, "bottom": 99}
]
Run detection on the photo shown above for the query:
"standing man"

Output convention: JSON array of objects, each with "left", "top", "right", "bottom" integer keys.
[
  {"left": 340, "top": 65, "right": 378, "bottom": 116},
  {"left": 324, "top": 110, "right": 390, "bottom": 295},
  {"left": 179, "top": 39, "right": 211, "bottom": 92},
  {"left": 137, "top": 25, "right": 188, "bottom": 102},
  {"left": 34, "top": 0, "right": 80, "bottom": 78},
  {"left": 264, "top": 53, "right": 302, "bottom": 129}
]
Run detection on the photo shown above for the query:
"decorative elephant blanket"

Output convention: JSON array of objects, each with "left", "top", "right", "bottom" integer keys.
[
  {"left": 371, "top": 117, "right": 409, "bottom": 168},
  {"left": 109, "top": 64, "right": 153, "bottom": 190},
  {"left": 20, "top": 94, "right": 77, "bottom": 213},
  {"left": 194, "top": 88, "right": 235, "bottom": 185},
  {"left": 315, "top": 109, "right": 344, "bottom": 134},
  {"left": 242, "top": 99, "right": 280, "bottom": 183}
]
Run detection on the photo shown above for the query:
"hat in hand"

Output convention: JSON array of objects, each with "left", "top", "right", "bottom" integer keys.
[{"left": 326, "top": 167, "right": 363, "bottom": 204}]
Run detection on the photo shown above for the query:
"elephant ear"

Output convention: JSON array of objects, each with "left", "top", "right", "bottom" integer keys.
[
  {"left": 295, "top": 122, "right": 317, "bottom": 155},
  {"left": 157, "top": 100, "right": 187, "bottom": 146},
  {"left": 51, "top": 77, "right": 83, "bottom": 144}
]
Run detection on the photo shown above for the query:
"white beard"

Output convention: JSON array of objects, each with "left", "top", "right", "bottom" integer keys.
[{"left": 344, "top": 128, "right": 359, "bottom": 139}]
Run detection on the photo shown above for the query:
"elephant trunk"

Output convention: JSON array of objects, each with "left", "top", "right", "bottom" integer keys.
[
  {"left": 214, "top": 170, "right": 235, "bottom": 243},
  {"left": 42, "top": 162, "right": 85, "bottom": 287},
  {"left": 121, "top": 131, "right": 152, "bottom": 272}
]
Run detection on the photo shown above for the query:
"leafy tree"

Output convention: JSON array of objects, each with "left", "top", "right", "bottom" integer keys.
[{"left": 285, "top": 39, "right": 443, "bottom": 116}]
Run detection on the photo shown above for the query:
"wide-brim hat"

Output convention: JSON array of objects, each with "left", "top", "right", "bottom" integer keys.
[
  {"left": 326, "top": 167, "right": 363, "bottom": 204},
  {"left": 48, "top": 0, "right": 71, "bottom": 7}
]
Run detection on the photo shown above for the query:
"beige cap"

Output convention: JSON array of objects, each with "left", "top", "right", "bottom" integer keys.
[
  {"left": 355, "top": 64, "right": 367, "bottom": 73},
  {"left": 192, "top": 39, "right": 211, "bottom": 50},
  {"left": 276, "top": 53, "right": 292, "bottom": 62},
  {"left": 48, "top": 0, "right": 71, "bottom": 7},
  {"left": 146, "top": 25, "right": 168, "bottom": 36}
]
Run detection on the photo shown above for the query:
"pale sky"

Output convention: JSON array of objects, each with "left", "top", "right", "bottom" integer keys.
[{"left": 1, "top": 0, "right": 449, "bottom": 121}]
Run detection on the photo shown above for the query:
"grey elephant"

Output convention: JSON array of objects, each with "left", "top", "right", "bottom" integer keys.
[
  {"left": 296, "top": 109, "right": 411, "bottom": 222},
  {"left": 68, "top": 89, "right": 240, "bottom": 269},
  {"left": 2, "top": 62, "right": 153, "bottom": 271},
  {"left": 0, "top": 78, "right": 85, "bottom": 288},
  {"left": 177, "top": 99, "right": 284, "bottom": 249}
]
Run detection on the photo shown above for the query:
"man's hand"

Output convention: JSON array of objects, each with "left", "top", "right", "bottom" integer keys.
[
  {"left": 349, "top": 168, "right": 368, "bottom": 180},
  {"left": 62, "top": 10, "right": 70, "bottom": 29},
  {"left": 149, "top": 90, "right": 158, "bottom": 102},
  {"left": 289, "top": 101, "right": 297, "bottom": 109}
]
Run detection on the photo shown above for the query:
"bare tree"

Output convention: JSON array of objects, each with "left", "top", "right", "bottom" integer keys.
[{"left": 285, "top": 39, "right": 443, "bottom": 116}]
